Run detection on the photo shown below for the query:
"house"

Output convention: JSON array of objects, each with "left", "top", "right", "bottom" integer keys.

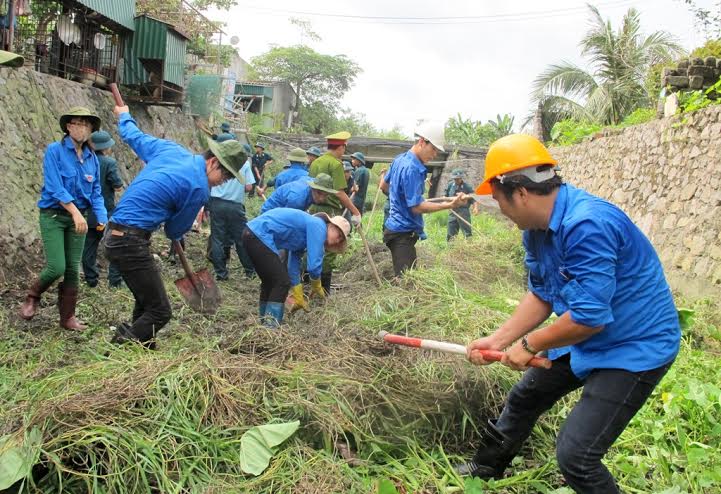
[
  {"left": 3, "top": 0, "right": 135, "bottom": 85},
  {"left": 122, "top": 14, "right": 189, "bottom": 103},
  {"left": 234, "top": 80, "right": 297, "bottom": 130}
]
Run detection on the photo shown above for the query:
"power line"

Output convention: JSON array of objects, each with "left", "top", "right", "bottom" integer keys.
[{"left": 237, "top": 0, "right": 647, "bottom": 25}]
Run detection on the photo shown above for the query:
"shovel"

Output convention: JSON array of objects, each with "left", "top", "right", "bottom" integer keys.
[
  {"left": 172, "top": 241, "right": 221, "bottom": 315},
  {"left": 378, "top": 331, "right": 552, "bottom": 369}
]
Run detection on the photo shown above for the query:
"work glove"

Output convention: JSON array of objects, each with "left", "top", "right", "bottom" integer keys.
[
  {"left": 351, "top": 214, "right": 361, "bottom": 227},
  {"left": 310, "top": 278, "right": 326, "bottom": 299},
  {"left": 290, "top": 284, "right": 309, "bottom": 313}
]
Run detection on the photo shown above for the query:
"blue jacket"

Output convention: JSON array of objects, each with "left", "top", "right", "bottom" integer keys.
[
  {"left": 260, "top": 178, "right": 313, "bottom": 214},
  {"left": 273, "top": 163, "right": 309, "bottom": 189},
  {"left": 38, "top": 136, "right": 108, "bottom": 224},
  {"left": 247, "top": 208, "right": 327, "bottom": 284},
  {"left": 385, "top": 151, "right": 427, "bottom": 234},
  {"left": 110, "top": 113, "right": 209, "bottom": 240},
  {"left": 525, "top": 184, "right": 680, "bottom": 378}
]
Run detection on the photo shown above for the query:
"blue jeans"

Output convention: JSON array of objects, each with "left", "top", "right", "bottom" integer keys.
[
  {"left": 495, "top": 354, "right": 673, "bottom": 493},
  {"left": 208, "top": 198, "right": 254, "bottom": 279}
]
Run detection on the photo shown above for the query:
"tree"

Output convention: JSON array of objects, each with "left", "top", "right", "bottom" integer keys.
[
  {"left": 677, "top": 0, "right": 721, "bottom": 38},
  {"left": 445, "top": 113, "right": 515, "bottom": 147},
  {"left": 250, "top": 45, "right": 361, "bottom": 130},
  {"left": 530, "top": 5, "right": 685, "bottom": 134}
]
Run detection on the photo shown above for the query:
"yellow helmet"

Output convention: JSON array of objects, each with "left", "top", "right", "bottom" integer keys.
[{"left": 476, "top": 134, "right": 557, "bottom": 195}]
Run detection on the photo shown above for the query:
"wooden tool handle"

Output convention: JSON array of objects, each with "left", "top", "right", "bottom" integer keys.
[
  {"left": 172, "top": 240, "right": 198, "bottom": 290},
  {"left": 109, "top": 83, "right": 124, "bottom": 106}
]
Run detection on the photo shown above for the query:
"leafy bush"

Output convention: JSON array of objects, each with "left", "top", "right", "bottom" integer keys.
[
  {"left": 678, "top": 76, "right": 721, "bottom": 114},
  {"left": 690, "top": 38, "right": 721, "bottom": 58},
  {"left": 619, "top": 107, "right": 657, "bottom": 127},
  {"left": 549, "top": 119, "right": 602, "bottom": 146}
]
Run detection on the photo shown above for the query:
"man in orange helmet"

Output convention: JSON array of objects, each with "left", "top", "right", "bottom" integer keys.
[{"left": 456, "top": 134, "right": 680, "bottom": 493}]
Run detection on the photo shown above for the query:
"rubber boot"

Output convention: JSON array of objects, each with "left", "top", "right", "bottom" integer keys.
[
  {"left": 58, "top": 283, "right": 87, "bottom": 331},
  {"left": 264, "top": 302, "right": 284, "bottom": 328},
  {"left": 19, "top": 279, "right": 51, "bottom": 320},
  {"left": 454, "top": 419, "right": 522, "bottom": 479},
  {"left": 320, "top": 271, "right": 332, "bottom": 295},
  {"left": 259, "top": 301, "right": 268, "bottom": 318}
]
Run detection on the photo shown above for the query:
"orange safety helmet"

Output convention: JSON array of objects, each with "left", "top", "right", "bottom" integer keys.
[{"left": 476, "top": 134, "right": 557, "bottom": 195}]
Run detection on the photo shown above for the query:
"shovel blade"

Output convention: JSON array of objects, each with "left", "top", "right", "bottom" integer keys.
[{"left": 174, "top": 268, "right": 221, "bottom": 314}]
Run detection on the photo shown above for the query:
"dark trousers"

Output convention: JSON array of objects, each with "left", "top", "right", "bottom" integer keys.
[
  {"left": 447, "top": 209, "right": 472, "bottom": 241},
  {"left": 495, "top": 354, "right": 673, "bottom": 493},
  {"left": 208, "top": 198, "right": 254, "bottom": 279},
  {"left": 241, "top": 229, "right": 290, "bottom": 304},
  {"left": 383, "top": 230, "right": 419, "bottom": 277},
  {"left": 82, "top": 228, "right": 122, "bottom": 286},
  {"left": 105, "top": 232, "right": 172, "bottom": 342}
]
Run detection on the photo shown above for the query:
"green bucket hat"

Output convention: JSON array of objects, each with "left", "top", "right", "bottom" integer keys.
[
  {"left": 0, "top": 50, "right": 24, "bottom": 68},
  {"left": 287, "top": 147, "right": 307, "bottom": 163},
  {"left": 207, "top": 139, "right": 248, "bottom": 183},
  {"left": 90, "top": 130, "right": 115, "bottom": 150},
  {"left": 351, "top": 151, "right": 366, "bottom": 165},
  {"left": 309, "top": 173, "right": 337, "bottom": 194},
  {"left": 450, "top": 169, "right": 465, "bottom": 179},
  {"left": 60, "top": 107, "right": 101, "bottom": 133},
  {"left": 343, "top": 160, "right": 353, "bottom": 172}
]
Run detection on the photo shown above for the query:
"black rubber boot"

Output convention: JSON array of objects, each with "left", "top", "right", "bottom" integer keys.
[
  {"left": 454, "top": 419, "right": 522, "bottom": 479},
  {"left": 320, "top": 271, "right": 332, "bottom": 295}
]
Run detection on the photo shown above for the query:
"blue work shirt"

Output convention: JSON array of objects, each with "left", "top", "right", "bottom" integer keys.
[
  {"left": 273, "top": 163, "right": 309, "bottom": 188},
  {"left": 110, "top": 112, "right": 209, "bottom": 240},
  {"left": 38, "top": 136, "right": 108, "bottom": 224},
  {"left": 247, "top": 208, "right": 327, "bottom": 285},
  {"left": 385, "top": 151, "right": 427, "bottom": 234},
  {"left": 210, "top": 159, "right": 255, "bottom": 204},
  {"left": 260, "top": 178, "right": 313, "bottom": 214},
  {"left": 525, "top": 184, "right": 680, "bottom": 378}
]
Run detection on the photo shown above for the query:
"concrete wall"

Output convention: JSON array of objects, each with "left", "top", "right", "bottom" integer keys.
[
  {"left": 0, "top": 66, "right": 203, "bottom": 281},
  {"left": 551, "top": 105, "right": 721, "bottom": 298}
]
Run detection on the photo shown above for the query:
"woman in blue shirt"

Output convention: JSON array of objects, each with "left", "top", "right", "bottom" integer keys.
[{"left": 19, "top": 107, "right": 108, "bottom": 331}]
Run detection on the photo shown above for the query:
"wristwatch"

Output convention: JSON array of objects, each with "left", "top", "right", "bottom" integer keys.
[{"left": 521, "top": 335, "right": 538, "bottom": 355}]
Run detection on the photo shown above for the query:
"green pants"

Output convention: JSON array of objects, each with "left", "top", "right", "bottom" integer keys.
[
  {"left": 308, "top": 203, "right": 341, "bottom": 271},
  {"left": 39, "top": 210, "right": 87, "bottom": 288}
]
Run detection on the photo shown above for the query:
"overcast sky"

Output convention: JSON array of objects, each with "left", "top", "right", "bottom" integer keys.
[{"left": 210, "top": 0, "right": 713, "bottom": 135}]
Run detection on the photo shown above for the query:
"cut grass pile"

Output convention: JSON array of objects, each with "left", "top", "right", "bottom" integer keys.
[{"left": 1, "top": 193, "right": 720, "bottom": 493}]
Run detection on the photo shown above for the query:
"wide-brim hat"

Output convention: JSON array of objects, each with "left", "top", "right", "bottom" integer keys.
[
  {"left": 450, "top": 169, "right": 465, "bottom": 179},
  {"left": 255, "top": 142, "right": 266, "bottom": 149},
  {"left": 306, "top": 146, "right": 322, "bottom": 157},
  {"left": 60, "top": 106, "right": 101, "bottom": 133},
  {"left": 287, "top": 147, "right": 307, "bottom": 163},
  {"left": 350, "top": 151, "right": 366, "bottom": 165},
  {"left": 314, "top": 212, "right": 350, "bottom": 253},
  {"left": 90, "top": 130, "right": 115, "bottom": 150},
  {"left": 308, "top": 173, "right": 337, "bottom": 194},
  {"left": 0, "top": 50, "right": 24, "bottom": 68},
  {"left": 207, "top": 139, "right": 248, "bottom": 183},
  {"left": 343, "top": 161, "right": 353, "bottom": 172},
  {"left": 220, "top": 122, "right": 231, "bottom": 131}
]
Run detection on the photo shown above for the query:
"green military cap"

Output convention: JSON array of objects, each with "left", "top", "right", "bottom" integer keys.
[
  {"left": 306, "top": 146, "right": 322, "bottom": 157},
  {"left": 309, "top": 173, "right": 338, "bottom": 194},
  {"left": 0, "top": 50, "right": 24, "bottom": 68},
  {"left": 450, "top": 169, "right": 465, "bottom": 179},
  {"left": 325, "top": 131, "right": 351, "bottom": 144},
  {"left": 343, "top": 160, "right": 353, "bottom": 172},
  {"left": 351, "top": 151, "right": 366, "bottom": 165},
  {"left": 287, "top": 147, "right": 307, "bottom": 163},
  {"left": 60, "top": 107, "right": 101, "bottom": 133},
  {"left": 90, "top": 130, "right": 115, "bottom": 150},
  {"left": 207, "top": 139, "right": 248, "bottom": 183},
  {"left": 255, "top": 142, "right": 266, "bottom": 149}
]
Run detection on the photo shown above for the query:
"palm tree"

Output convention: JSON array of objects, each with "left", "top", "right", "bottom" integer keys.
[
  {"left": 530, "top": 4, "right": 685, "bottom": 137},
  {"left": 487, "top": 114, "right": 515, "bottom": 137}
]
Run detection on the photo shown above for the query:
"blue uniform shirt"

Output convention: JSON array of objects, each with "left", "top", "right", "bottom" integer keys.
[
  {"left": 38, "top": 136, "right": 108, "bottom": 224},
  {"left": 260, "top": 178, "right": 313, "bottom": 214},
  {"left": 210, "top": 159, "right": 255, "bottom": 204},
  {"left": 274, "top": 163, "right": 309, "bottom": 189},
  {"left": 110, "top": 113, "right": 209, "bottom": 240},
  {"left": 525, "top": 184, "right": 680, "bottom": 378},
  {"left": 247, "top": 208, "right": 327, "bottom": 284},
  {"left": 385, "top": 151, "right": 427, "bottom": 234}
]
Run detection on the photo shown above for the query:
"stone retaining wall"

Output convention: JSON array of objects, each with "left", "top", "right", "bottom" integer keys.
[
  {"left": 551, "top": 105, "right": 721, "bottom": 298},
  {"left": 0, "top": 66, "right": 203, "bottom": 281}
]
